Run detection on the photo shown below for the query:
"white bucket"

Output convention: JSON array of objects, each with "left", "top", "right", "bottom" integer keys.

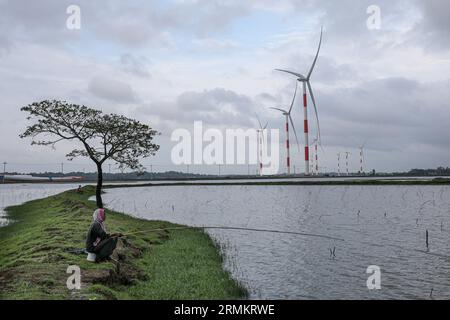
[{"left": 86, "top": 252, "right": 96, "bottom": 262}]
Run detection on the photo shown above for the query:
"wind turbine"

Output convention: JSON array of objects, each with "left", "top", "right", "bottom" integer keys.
[
  {"left": 275, "top": 28, "right": 323, "bottom": 176},
  {"left": 337, "top": 152, "right": 341, "bottom": 176},
  {"left": 256, "top": 115, "right": 268, "bottom": 176},
  {"left": 311, "top": 136, "right": 319, "bottom": 176},
  {"left": 345, "top": 151, "right": 351, "bottom": 176},
  {"left": 359, "top": 142, "right": 366, "bottom": 175},
  {"left": 270, "top": 83, "right": 300, "bottom": 175}
]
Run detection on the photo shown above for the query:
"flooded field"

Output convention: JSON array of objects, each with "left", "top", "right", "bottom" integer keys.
[
  {"left": 101, "top": 185, "right": 450, "bottom": 299},
  {"left": 2, "top": 182, "right": 450, "bottom": 299}
]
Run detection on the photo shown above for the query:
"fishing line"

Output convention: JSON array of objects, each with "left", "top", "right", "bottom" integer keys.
[{"left": 121, "top": 226, "right": 345, "bottom": 242}]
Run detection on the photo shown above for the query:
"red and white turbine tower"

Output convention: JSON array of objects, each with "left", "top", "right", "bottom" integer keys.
[
  {"left": 275, "top": 28, "right": 323, "bottom": 176},
  {"left": 359, "top": 143, "right": 366, "bottom": 174},
  {"left": 270, "top": 83, "right": 300, "bottom": 175},
  {"left": 345, "top": 151, "right": 351, "bottom": 176},
  {"left": 311, "top": 137, "right": 319, "bottom": 175}
]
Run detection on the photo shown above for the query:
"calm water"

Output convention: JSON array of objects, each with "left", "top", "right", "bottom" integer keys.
[
  {"left": 0, "top": 181, "right": 155, "bottom": 226},
  {"left": 101, "top": 185, "right": 450, "bottom": 300},
  {"left": 0, "top": 183, "right": 83, "bottom": 226}
]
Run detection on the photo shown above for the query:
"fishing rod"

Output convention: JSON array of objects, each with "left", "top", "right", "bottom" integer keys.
[{"left": 120, "top": 226, "right": 345, "bottom": 242}]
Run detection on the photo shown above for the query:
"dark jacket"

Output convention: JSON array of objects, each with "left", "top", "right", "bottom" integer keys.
[{"left": 86, "top": 222, "right": 108, "bottom": 253}]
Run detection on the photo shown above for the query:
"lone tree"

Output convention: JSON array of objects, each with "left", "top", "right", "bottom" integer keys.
[{"left": 20, "top": 100, "right": 160, "bottom": 207}]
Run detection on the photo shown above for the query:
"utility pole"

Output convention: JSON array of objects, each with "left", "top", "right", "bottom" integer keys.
[
  {"left": 247, "top": 164, "right": 250, "bottom": 176},
  {"left": 218, "top": 164, "right": 221, "bottom": 176},
  {"left": 108, "top": 164, "right": 112, "bottom": 174},
  {"left": 61, "top": 162, "right": 64, "bottom": 174}
]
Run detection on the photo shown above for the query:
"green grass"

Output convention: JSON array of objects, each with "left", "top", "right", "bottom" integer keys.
[{"left": 0, "top": 186, "right": 247, "bottom": 300}]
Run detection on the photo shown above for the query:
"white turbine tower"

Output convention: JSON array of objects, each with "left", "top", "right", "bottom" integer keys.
[
  {"left": 275, "top": 28, "right": 323, "bottom": 176},
  {"left": 270, "top": 83, "right": 300, "bottom": 175},
  {"left": 256, "top": 115, "right": 268, "bottom": 176}
]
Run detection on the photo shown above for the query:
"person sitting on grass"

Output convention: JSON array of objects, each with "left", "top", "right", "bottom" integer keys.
[{"left": 86, "top": 208, "right": 122, "bottom": 262}]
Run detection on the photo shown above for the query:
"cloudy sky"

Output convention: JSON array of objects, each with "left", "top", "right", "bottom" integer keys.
[{"left": 0, "top": 0, "right": 449, "bottom": 174}]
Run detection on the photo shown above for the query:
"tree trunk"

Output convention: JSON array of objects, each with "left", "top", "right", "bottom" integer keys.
[{"left": 96, "top": 163, "right": 103, "bottom": 208}]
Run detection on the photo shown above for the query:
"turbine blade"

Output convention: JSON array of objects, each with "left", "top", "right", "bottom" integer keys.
[
  {"left": 263, "top": 122, "right": 268, "bottom": 130},
  {"left": 288, "top": 115, "right": 301, "bottom": 152},
  {"left": 318, "top": 133, "right": 325, "bottom": 152},
  {"left": 288, "top": 81, "right": 298, "bottom": 114},
  {"left": 318, "top": 133, "right": 325, "bottom": 153},
  {"left": 307, "top": 81, "right": 321, "bottom": 144},
  {"left": 275, "top": 69, "right": 306, "bottom": 80},
  {"left": 307, "top": 27, "right": 323, "bottom": 80},
  {"left": 270, "top": 107, "right": 288, "bottom": 114},
  {"left": 255, "top": 113, "right": 263, "bottom": 129},
  {"left": 362, "top": 140, "right": 367, "bottom": 149}
]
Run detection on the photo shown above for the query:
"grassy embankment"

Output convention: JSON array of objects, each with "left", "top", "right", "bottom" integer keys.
[{"left": 0, "top": 186, "right": 247, "bottom": 300}]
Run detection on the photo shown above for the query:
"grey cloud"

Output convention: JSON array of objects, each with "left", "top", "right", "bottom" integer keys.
[
  {"left": 255, "top": 92, "right": 280, "bottom": 105},
  {"left": 0, "top": 0, "right": 81, "bottom": 48},
  {"left": 309, "top": 77, "right": 450, "bottom": 152},
  {"left": 1, "top": 0, "right": 447, "bottom": 54},
  {"left": 279, "top": 52, "right": 361, "bottom": 86},
  {"left": 137, "top": 88, "right": 258, "bottom": 131},
  {"left": 413, "top": 0, "right": 450, "bottom": 50},
  {"left": 88, "top": 76, "right": 138, "bottom": 103},
  {"left": 0, "top": 0, "right": 250, "bottom": 49},
  {"left": 120, "top": 54, "right": 151, "bottom": 78},
  {"left": 192, "top": 38, "right": 238, "bottom": 52},
  {"left": 89, "top": 0, "right": 249, "bottom": 46}
]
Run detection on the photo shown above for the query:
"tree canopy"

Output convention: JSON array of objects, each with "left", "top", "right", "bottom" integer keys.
[{"left": 20, "top": 100, "right": 160, "bottom": 206}]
